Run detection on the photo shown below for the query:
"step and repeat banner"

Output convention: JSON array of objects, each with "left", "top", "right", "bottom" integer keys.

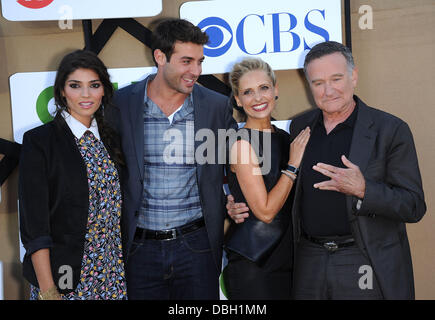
[
  {"left": 5, "top": 0, "right": 343, "bottom": 300},
  {"left": 8, "top": 0, "right": 342, "bottom": 143}
]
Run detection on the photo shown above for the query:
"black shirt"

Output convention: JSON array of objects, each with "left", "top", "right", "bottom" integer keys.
[
  {"left": 225, "top": 126, "right": 292, "bottom": 264},
  {"left": 300, "top": 105, "right": 358, "bottom": 237}
]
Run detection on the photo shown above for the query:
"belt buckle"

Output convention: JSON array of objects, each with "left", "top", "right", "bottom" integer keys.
[
  {"left": 162, "top": 228, "right": 177, "bottom": 241},
  {"left": 323, "top": 241, "right": 338, "bottom": 252}
]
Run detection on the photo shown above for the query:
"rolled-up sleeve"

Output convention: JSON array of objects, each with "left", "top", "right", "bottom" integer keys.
[{"left": 18, "top": 131, "right": 53, "bottom": 256}]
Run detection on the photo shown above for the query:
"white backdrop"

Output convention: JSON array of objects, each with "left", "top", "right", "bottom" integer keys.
[
  {"left": 1, "top": 0, "right": 162, "bottom": 21},
  {"left": 181, "top": 0, "right": 342, "bottom": 74}
]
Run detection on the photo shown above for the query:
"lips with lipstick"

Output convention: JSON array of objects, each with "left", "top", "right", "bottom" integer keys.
[
  {"left": 79, "top": 101, "right": 96, "bottom": 109},
  {"left": 251, "top": 103, "right": 268, "bottom": 112}
]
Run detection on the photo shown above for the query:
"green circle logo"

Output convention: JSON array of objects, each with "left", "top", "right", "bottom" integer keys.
[{"left": 36, "top": 86, "right": 54, "bottom": 124}]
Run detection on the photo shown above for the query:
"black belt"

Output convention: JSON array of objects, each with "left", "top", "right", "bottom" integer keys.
[
  {"left": 304, "top": 234, "right": 355, "bottom": 252},
  {"left": 134, "top": 218, "right": 205, "bottom": 241}
]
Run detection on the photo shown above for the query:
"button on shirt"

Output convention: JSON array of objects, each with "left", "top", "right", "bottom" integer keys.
[
  {"left": 137, "top": 75, "right": 202, "bottom": 230},
  {"left": 300, "top": 105, "right": 358, "bottom": 237}
]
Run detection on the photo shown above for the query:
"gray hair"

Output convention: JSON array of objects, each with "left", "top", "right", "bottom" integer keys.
[{"left": 303, "top": 41, "right": 355, "bottom": 78}]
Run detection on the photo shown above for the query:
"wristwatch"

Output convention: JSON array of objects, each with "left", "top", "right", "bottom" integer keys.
[{"left": 286, "top": 164, "right": 299, "bottom": 175}]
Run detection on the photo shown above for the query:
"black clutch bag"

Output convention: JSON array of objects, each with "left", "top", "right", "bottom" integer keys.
[{"left": 225, "top": 210, "right": 289, "bottom": 262}]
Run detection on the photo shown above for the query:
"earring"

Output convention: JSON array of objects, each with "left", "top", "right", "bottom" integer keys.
[{"left": 275, "top": 96, "right": 278, "bottom": 100}]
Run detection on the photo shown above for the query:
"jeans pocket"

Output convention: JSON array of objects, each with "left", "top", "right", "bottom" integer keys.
[
  {"left": 181, "top": 228, "right": 212, "bottom": 254},
  {"left": 128, "top": 241, "right": 143, "bottom": 257}
]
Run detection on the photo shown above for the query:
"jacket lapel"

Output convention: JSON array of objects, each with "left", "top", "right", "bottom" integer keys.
[
  {"left": 193, "top": 85, "right": 205, "bottom": 183},
  {"left": 53, "top": 113, "right": 83, "bottom": 164},
  {"left": 348, "top": 99, "right": 376, "bottom": 175},
  {"left": 292, "top": 109, "right": 322, "bottom": 243},
  {"left": 346, "top": 98, "right": 376, "bottom": 219},
  {"left": 52, "top": 113, "right": 88, "bottom": 189},
  {"left": 129, "top": 80, "right": 146, "bottom": 181}
]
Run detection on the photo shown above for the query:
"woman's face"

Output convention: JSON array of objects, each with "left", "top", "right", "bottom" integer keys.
[
  {"left": 235, "top": 69, "right": 278, "bottom": 121},
  {"left": 62, "top": 68, "right": 104, "bottom": 127}
]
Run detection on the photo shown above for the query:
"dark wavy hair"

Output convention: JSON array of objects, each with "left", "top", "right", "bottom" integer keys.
[
  {"left": 53, "top": 49, "right": 124, "bottom": 166},
  {"left": 151, "top": 18, "right": 209, "bottom": 66},
  {"left": 303, "top": 41, "right": 355, "bottom": 78}
]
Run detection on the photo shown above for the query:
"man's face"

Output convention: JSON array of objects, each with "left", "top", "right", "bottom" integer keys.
[
  {"left": 157, "top": 41, "right": 204, "bottom": 95},
  {"left": 306, "top": 52, "right": 358, "bottom": 117}
]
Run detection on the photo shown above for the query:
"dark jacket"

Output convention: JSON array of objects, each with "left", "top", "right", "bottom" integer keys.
[
  {"left": 109, "top": 77, "right": 237, "bottom": 272},
  {"left": 19, "top": 114, "right": 122, "bottom": 294},
  {"left": 289, "top": 96, "right": 426, "bottom": 299}
]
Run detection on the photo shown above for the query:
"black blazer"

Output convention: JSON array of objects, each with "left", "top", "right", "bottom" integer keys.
[
  {"left": 19, "top": 114, "right": 122, "bottom": 294},
  {"left": 289, "top": 96, "right": 426, "bottom": 299},
  {"left": 109, "top": 76, "right": 237, "bottom": 273}
]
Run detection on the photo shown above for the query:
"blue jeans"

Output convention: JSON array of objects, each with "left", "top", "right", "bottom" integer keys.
[{"left": 126, "top": 226, "right": 220, "bottom": 300}]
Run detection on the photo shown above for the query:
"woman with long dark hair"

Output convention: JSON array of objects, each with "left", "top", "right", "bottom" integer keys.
[{"left": 19, "top": 50, "right": 126, "bottom": 300}]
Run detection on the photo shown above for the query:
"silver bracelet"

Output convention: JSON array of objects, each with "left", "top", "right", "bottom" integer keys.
[{"left": 281, "top": 169, "right": 296, "bottom": 182}]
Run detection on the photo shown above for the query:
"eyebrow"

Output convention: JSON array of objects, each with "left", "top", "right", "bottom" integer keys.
[
  {"left": 311, "top": 73, "right": 344, "bottom": 83},
  {"left": 180, "top": 56, "right": 205, "bottom": 62},
  {"left": 66, "top": 79, "right": 101, "bottom": 83},
  {"left": 241, "top": 82, "right": 270, "bottom": 90}
]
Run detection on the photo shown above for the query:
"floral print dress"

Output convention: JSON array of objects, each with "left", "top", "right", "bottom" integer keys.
[{"left": 30, "top": 131, "right": 127, "bottom": 300}]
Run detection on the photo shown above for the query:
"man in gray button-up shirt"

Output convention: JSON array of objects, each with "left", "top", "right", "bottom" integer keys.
[{"left": 110, "top": 18, "right": 240, "bottom": 300}]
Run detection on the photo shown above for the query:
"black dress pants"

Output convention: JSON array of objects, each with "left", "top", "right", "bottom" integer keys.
[{"left": 292, "top": 237, "right": 384, "bottom": 300}]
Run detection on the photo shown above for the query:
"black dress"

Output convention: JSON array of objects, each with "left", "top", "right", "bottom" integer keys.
[{"left": 223, "top": 126, "right": 293, "bottom": 300}]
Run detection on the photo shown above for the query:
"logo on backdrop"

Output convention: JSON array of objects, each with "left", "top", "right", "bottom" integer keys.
[
  {"left": 17, "top": 0, "right": 54, "bottom": 9},
  {"left": 180, "top": 0, "right": 342, "bottom": 74},
  {"left": 198, "top": 17, "right": 233, "bottom": 57},
  {"left": 198, "top": 11, "right": 330, "bottom": 58}
]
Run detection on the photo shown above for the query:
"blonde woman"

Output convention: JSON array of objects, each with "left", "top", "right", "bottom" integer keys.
[{"left": 223, "top": 58, "right": 310, "bottom": 299}]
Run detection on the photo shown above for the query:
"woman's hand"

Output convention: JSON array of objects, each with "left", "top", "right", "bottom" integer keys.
[
  {"left": 288, "top": 126, "right": 311, "bottom": 168},
  {"left": 31, "top": 248, "right": 62, "bottom": 300}
]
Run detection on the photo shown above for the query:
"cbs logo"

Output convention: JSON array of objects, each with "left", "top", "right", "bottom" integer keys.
[
  {"left": 18, "top": 0, "right": 54, "bottom": 9},
  {"left": 198, "top": 17, "right": 233, "bottom": 58},
  {"left": 198, "top": 11, "right": 330, "bottom": 58}
]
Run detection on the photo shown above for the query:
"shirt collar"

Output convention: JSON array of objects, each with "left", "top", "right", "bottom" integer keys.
[
  {"left": 316, "top": 99, "right": 359, "bottom": 129},
  {"left": 61, "top": 110, "right": 101, "bottom": 140},
  {"left": 341, "top": 101, "right": 358, "bottom": 128},
  {"left": 143, "top": 73, "right": 194, "bottom": 117}
]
